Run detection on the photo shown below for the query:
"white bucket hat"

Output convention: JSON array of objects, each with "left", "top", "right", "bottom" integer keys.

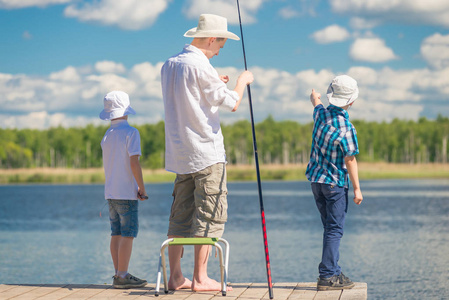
[
  {"left": 326, "top": 75, "right": 359, "bottom": 107},
  {"left": 184, "top": 14, "right": 240, "bottom": 40},
  {"left": 99, "top": 91, "right": 136, "bottom": 121}
]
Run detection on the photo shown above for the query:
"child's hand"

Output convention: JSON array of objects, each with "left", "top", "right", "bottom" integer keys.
[
  {"left": 310, "top": 89, "right": 322, "bottom": 107},
  {"left": 138, "top": 190, "right": 148, "bottom": 201},
  {"left": 353, "top": 189, "right": 363, "bottom": 205}
]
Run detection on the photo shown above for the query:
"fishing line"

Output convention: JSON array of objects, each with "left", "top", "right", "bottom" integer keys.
[{"left": 236, "top": 1, "right": 274, "bottom": 298}]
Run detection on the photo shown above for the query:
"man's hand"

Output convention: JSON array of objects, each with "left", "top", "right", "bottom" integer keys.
[
  {"left": 310, "top": 89, "right": 323, "bottom": 107},
  {"left": 219, "top": 75, "right": 229, "bottom": 83},
  {"left": 232, "top": 70, "right": 254, "bottom": 112},
  {"left": 237, "top": 70, "right": 254, "bottom": 86}
]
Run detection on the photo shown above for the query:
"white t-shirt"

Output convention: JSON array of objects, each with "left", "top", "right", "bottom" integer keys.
[
  {"left": 161, "top": 44, "right": 239, "bottom": 174},
  {"left": 101, "top": 119, "right": 142, "bottom": 200}
]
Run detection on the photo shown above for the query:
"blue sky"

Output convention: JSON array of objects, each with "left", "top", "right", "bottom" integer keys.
[{"left": 1, "top": 0, "right": 449, "bottom": 129}]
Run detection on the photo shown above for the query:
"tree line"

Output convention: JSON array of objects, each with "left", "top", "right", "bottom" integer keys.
[{"left": 1, "top": 115, "right": 448, "bottom": 169}]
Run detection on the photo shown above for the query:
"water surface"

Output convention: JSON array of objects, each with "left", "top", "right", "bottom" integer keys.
[{"left": 1, "top": 179, "right": 448, "bottom": 299}]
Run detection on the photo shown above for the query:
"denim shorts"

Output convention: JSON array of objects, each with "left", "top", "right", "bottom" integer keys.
[{"left": 108, "top": 199, "right": 139, "bottom": 238}]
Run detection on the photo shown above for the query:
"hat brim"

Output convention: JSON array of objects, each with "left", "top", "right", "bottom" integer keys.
[
  {"left": 184, "top": 27, "right": 240, "bottom": 40},
  {"left": 99, "top": 106, "right": 136, "bottom": 121},
  {"left": 327, "top": 95, "right": 356, "bottom": 107},
  {"left": 327, "top": 86, "right": 359, "bottom": 107}
]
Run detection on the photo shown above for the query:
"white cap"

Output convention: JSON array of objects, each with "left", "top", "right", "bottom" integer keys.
[
  {"left": 99, "top": 91, "right": 136, "bottom": 121},
  {"left": 326, "top": 75, "right": 359, "bottom": 107}
]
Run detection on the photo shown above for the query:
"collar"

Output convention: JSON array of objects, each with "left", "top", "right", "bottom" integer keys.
[
  {"left": 183, "top": 44, "right": 209, "bottom": 63},
  {"left": 110, "top": 119, "right": 128, "bottom": 128},
  {"left": 328, "top": 104, "right": 349, "bottom": 119}
]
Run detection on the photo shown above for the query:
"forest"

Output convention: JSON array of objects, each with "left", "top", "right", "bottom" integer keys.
[{"left": 1, "top": 115, "right": 448, "bottom": 169}]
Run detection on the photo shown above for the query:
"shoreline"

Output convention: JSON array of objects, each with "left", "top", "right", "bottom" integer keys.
[{"left": 0, "top": 163, "right": 448, "bottom": 184}]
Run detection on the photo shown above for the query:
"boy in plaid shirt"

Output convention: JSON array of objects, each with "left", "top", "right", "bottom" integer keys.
[{"left": 305, "top": 75, "right": 363, "bottom": 291}]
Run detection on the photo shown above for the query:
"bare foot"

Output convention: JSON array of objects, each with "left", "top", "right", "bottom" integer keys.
[
  {"left": 192, "top": 277, "right": 233, "bottom": 292},
  {"left": 168, "top": 276, "right": 192, "bottom": 290}
]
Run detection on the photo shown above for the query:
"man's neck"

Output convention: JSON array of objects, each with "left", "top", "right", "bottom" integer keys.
[{"left": 190, "top": 38, "right": 211, "bottom": 59}]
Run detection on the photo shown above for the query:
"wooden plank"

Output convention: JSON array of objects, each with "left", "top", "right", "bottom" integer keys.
[
  {"left": 340, "top": 283, "right": 367, "bottom": 300},
  {"left": 153, "top": 288, "right": 196, "bottom": 300},
  {"left": 7, "top": 284, "right": 68, "bottom": 300},
  {"left": 261, "top": 282, "right": 296, "bottom": 300},
  {"left": 209, "top": 283, "right": 251, "bottom": 300},
  {"left": 33, "top": 284, "right": 91, "bottom": 299},
  {"left": 287, "top": 282, "right": 317, "bottom": 300},
  {"left": 62, "top": 284, "right": 111, "bottom": 299},
  {"left": 0, "top": 284, "right": 41, "bottom": 299},
  {"left": 0, "top": 282, "right": 368, "bottom": 299},
  {"left": 0, "top": 284, "right": 18, "bottom": 293},
  {"left": 90, "top": 285, "right": 153, "bottom": 299},
  {"left": 236, "top": 283, "right": 270, "bottom": 300},
  {"left": 312, "top": 289, "right": 342, "bottom": 300},
  {"left": 184, "top": 291, "right": 219, "bottom": 300}
]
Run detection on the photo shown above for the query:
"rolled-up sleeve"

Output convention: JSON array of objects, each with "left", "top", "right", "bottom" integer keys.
[{"left": 198, "top": 67, "right": 238, "bottom": 111}]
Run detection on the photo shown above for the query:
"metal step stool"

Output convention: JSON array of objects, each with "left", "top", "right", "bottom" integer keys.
[{"left": 155, "top": 237, "right": 230, "bottom": 296}]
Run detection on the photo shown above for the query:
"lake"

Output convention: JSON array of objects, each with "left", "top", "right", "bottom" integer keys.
[{"left": 1, "top": 179, "right": 448, "bottom": 299}]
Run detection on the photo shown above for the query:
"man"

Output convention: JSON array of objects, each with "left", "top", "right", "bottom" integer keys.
[
  {"left": 161, "top": 14, "right": 254, "bottom": 292},
  {"left": 305, "top": 75, "right": 363, "bottom": 291}
]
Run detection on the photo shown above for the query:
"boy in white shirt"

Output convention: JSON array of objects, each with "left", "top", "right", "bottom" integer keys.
[{"left": 100, "top": 91, "right": 148, "bottom": 289}]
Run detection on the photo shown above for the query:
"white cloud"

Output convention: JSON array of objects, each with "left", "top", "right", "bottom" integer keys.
[
  {"left": 310, "top": 25, "right": 350, "bottom": 44},
  {"left": 330, "top": 0, "right": 449, "bottom": 27},
  {"left": 183, "top": 0, "right": 265, "bottom": 24},
  {"left": 349, "top": 17, "right": 381, "bottom": 30},
  {"left": 95, "top": 61, "right": 126, "bottom": 74},
  {"left": 421, "top": 33, "right": 449, "bottom": 70},
  {"left": 49, "top": 66, "right": 80, "bottom": 82},
  {"left": 0, "top": 0, "right": 70, "bottom": 9},
  {"left": 350, "top": 38, "right": 398, "bottom": 62},
  {"left": 64, "top": 0, "right": 170, "bottom": 30},
  {"left": 278, "top": 7, "right": 299, "bottom": 19},
  {"left": 2, "top": 60, "right": 449, "bottom": 129}
]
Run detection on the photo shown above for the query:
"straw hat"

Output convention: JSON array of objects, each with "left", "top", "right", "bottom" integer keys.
[
  {"left": 184, "top": 14, "right": 240, "bottom": 40},
  {"left": 326, "top": 75, "right": 359, "bottom": 107},
  {"left": 99, "top": 91, "right": 136, "bottom": 121}
]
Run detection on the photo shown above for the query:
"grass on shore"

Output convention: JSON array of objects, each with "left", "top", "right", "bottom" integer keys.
[{"left": 1, "top": 163, "right": 448, "bottom": 185}]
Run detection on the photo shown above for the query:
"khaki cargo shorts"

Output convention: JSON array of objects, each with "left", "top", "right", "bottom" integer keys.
[{"left": 168, "top": 163, "right": 228, "bottom": 238}]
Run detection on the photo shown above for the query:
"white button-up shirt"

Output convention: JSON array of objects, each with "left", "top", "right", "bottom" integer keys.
[{"left": 161, "top": 44, "right": 239, "bottom": 174}]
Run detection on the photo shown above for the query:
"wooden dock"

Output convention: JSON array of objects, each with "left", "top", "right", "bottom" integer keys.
[{"left": 0, "top": 282, "right": 367, "bottom": 299}]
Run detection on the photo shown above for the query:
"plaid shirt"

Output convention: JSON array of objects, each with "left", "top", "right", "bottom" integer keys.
[{"left": 305, "top": 104, "right": 359, "bottom": 188}]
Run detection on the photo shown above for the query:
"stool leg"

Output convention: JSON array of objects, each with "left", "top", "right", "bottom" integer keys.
[
  {"left": 155, "top": 239, "right": 172, "bottom": 296},
  {"left": 215, "top": 244, "right": 226, "bottom": 296},
  {"left": 161, "top": 244, "right": 169, "bottom": 294},
  {"left": 219, "top": 238, "right": 230, "bottom": 296},
  {"left": 155, "top": 254, "right": 162, "bottom": 296}
]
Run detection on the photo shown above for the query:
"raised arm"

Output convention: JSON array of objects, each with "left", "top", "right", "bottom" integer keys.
[
  {"left": 232, "top": 70, "right": 254, "bottom": 112},
  {"left": 310, "top": 89, "right": 323, "bottom": 107}
]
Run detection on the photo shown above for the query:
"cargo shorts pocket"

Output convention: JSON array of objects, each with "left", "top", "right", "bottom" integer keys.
[{"left": 195, "top": 164, "right": 228, "bottom": 223}]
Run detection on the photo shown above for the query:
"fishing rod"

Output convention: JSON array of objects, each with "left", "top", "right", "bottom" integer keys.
[{"left": 236, "top": 1, "right": 274, "bottom": 299}]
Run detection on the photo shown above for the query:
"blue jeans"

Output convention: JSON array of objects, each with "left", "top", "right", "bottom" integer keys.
[
  {"left": 108, "top": 199, "right": 139, "bottom": 238},
  {"left": 311, "top": 183, "right": 348, "bottom": 279}
]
